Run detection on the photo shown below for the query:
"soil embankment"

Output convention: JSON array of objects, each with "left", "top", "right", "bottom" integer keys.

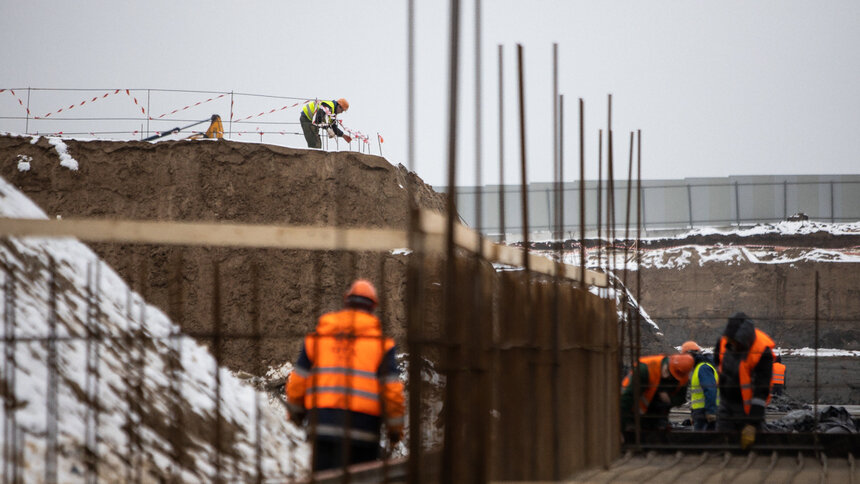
[{"left": 0, "top": 135, "right": 447, "bottom": 373}]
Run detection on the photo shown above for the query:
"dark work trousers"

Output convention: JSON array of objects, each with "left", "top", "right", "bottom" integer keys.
[
  {"left": 691, "top": 409, "right": 715, "bottom": 431},
  {"left": 772, "top": 384, "right": 784, "bottom": 396},
  {"left": 716, "top": 400, "right": 763, "bottom": 432},
  {"left": 300, "top": 115, "right": 321, "bottom": 148},
  {"left": 313, "top": 437, "right": 380, "bottom": 472}
]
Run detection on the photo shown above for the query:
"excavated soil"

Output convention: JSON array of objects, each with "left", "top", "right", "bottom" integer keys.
[{"left": 0, "top": 135, "right": 447, "bottom": 373}]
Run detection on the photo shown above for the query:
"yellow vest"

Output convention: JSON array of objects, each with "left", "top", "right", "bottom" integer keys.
[{"left": 690, "top": 361, "right": 719, "bottom": 410}]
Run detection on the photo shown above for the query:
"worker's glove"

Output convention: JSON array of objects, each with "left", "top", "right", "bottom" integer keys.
[
  {"left": 343, "top": 134, "right": 352, "bottom": 143},
  {"left": 387, "top": 427, "right": 403, "bottom": 445},
  {"left": 326, "top": 128, "right": 336, "bottom": 138},
  {"left": 706, "top": 413, "right": 716, "bottom": 424},
  {"left": 740, "top": 424, "right": 756, "bottom": 450}
]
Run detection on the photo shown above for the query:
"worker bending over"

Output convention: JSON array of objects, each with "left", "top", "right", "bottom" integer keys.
[
  {"left": 300, "top": 98, "right": 352, "bottom": 148},
  {"left": 286, "top": 279, "right": 405, "bottom": 472},
  {"left": 680, "top": 341, "right": 719, "bottom": 431},
  {"left": 714, "top": 311, "right": 774, "bottom": 450},
  {"left": 620, "top": 353, "right": 695, "bottom": 432}
]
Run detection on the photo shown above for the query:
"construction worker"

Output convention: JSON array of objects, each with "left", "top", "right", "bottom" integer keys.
[
  {"left": 771, "top": 354, "right": 786, "bottom": 396},
  {"left": 680, "top": 341, "right": 719, "bottom": 431},
  {"left": 620, "top": 353, "right": 695, "bottom": 432},
  {"left": 286, "top": 279, "right": 405, "bottom": 472},
  {"left": 300, "top": 98, "right": 352, "bottom": 149},
  {"left": 713, "top": 312, "right": 774, "bottom": 450}
]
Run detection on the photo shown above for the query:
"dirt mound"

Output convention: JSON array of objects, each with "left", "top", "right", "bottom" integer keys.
[{"left": 0, "top": 134, "right": 447, "bottom": 373}]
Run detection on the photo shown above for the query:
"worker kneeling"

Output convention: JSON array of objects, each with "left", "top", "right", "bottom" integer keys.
[
  {"left": 620, "top": 353, "right": 695, "bottom": 433},
  {"left": 286, "top": 279, "right": 405, "bottom": 472}
]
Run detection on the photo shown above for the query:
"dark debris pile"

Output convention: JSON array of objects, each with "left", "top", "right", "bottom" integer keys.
[{"left": 765, "top": 406, "right": 858, "bottom": 434}]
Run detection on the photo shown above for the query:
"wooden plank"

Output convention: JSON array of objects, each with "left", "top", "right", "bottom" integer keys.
[
  {"left": 0, "top": 217, "right": 409, "bottom": 252},
  {"left": 0, "top": 212, "right": 608, "bottom": 287}
]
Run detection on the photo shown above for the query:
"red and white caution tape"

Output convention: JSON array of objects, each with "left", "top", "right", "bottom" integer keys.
[
  {"left": 151, "top": 93, "right": 226, "bottom": 119},
  {"left": 0, "top": 89, "right": 31, "bottom": 116},
  {"left": 232, "top": 101, "right": 306, "bottom": 123},
  {"left": 33, "top": 89, "right": 146, "bottom": 119}
]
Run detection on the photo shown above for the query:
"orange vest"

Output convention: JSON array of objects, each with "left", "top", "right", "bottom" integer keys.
[
  {"left": 772, "top": 362, "right": 786, "bottom": 386},
  {"left": 289, "top": 309, "right": 403, "bottom": 418},
  {"left": 622, "top": 355, "right": 664, "bottom": 414},
  {"left": 718, "top": 328, "right": 775, "bottom": 415}
]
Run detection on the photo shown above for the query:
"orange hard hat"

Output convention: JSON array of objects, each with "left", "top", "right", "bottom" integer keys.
[
  {"left": 345, "top": 279, "right": 378, "bottom": 306},
  {"left": 668, "top": 353, "right": 695, "bottom": 381},
  {"left": 336, "top": 98, "right": 350, "bottom": 111},
  {"left": 680, "top": 341, "right": 701, "bottom": 354}
]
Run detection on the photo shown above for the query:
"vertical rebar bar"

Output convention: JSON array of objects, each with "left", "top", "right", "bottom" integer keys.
[
  {"left": 212, "top": 261, "right": 223, "bottom": 482},
  {"left": 441, "top": 0, "right": 461, "bottom": 480},
  {"left": 168, "top": 250, "right": 185, "bottom": 483},
  {"left": 518, "top": 45, "right": 529, "bottom": 273},
  {"left": 622, "top": 132, "right": 635, "bottom": 376},
  {"left": 579, "top": 99, "right": 585, "bottom": 285},
  {"left": 85, "top": 260, "right": 102, "bottom": 484},
  {"left": 597, "top": 130, "right": 603, "bottom": 270},
  {"left": 829, "top": 181, "right": 835, "bottom": 223},
  {"left": 634, "top": 130, "right": 643, "bottom": 447},
  {"left": 45, "top": 256, "right": 58, "bottom": 484},
  {"left": 783, "top": 180, "right": 788, "bottom": 220},
  {"left": 551, "top": 43, "right": 561, "bottom": 481},
  {"left": 405, "top": 1, "right": 424, "bottom": 480},
  {"left": 3, "top": 261, "right": 18, "bottom": 483},
  {"left": 498, "top": 45, "right": 507, "bottom": 243},
  {"left": 814, "top": 270, "right": 819, "bottom": 433},
  {"left": 251, "top": 262, "right": 263, "bottom": 484},
  {"left": 124, "top": 285, "right": 135, "bottom": 483}
]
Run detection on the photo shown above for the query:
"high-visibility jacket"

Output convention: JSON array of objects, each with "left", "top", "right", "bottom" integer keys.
[
  {"left": 772, "top": 362, "right": 786, "bottom": 386},
  {"left": 718, "top": 328, "right": 775, "bottom": 415},
  {"left": 690, "top": 361, "right": 719, "bottom": 411},
  {"left": 302, "top": 100, "right": 336, "bottom": 123},
  {"left": 621, "top": 355, "right": 664, "bottom": 414},
  {"left": 286, "top": 308, "right": 405, "bottom": 442}
]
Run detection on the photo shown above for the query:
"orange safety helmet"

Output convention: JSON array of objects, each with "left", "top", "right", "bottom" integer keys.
[
  {"left": 680, "top": 341, "right": 701, "bottom": 354},
  {"left": 668, "top": 353, "right": 695, "bottom": 381},
  {"left": 345, "top": 279, "right": 378, "bottom": 307},
  {"left": 336, "top": 98, "right": 350, "bottom": 112}
]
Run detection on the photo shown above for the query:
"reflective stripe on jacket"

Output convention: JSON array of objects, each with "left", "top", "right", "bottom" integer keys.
[
  {"left": 718, "top": 328, "right": 775, "bottom": 415},
  {"left": 302, "top": 100, "right": 336, "bottom": 123},
  {"left": 621, "top": 355, "right": 663, "bottom": 414},
  {"left": 286, "top": 308, "right": 405, "bottom": 434},
  {"left": 772, "top": 362, "right": 786, "bottom": 386},
  {"left": 690, "top": 361, "right": 719, "bottom": 411}
]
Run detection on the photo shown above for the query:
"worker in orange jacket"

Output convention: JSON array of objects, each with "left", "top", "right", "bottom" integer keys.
[
  {"left": 714, "top": 312, "right": 774, "bottom": 450},
  {"left": 620, "top": 353, "right": 695, "bottom": 432},
  {"left": 286, "top": 279, "right": 405, "bottom": 471},
  {"left": 771, "top": 354, "right": 786, "bottom": 396}
]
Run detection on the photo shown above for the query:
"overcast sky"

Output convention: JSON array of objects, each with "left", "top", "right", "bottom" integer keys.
[{"left": 1, "top": 0, "right": 858, "bottom": 187}]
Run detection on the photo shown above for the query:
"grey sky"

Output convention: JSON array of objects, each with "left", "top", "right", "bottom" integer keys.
[{"left": 1, "top": 0, "right": 858, "bottom": 187}]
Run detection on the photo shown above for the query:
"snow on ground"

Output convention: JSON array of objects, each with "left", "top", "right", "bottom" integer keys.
[
  {"left": 0, "top": 177, "right": 309, "bottom": 481},
  {"left": 680, "top": 220, "right": 860, "bottom": 237}
]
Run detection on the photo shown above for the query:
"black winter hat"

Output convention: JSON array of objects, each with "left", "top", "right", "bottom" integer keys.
[{"left": 725, "top": 311, "right": 749, "bottom": 340}]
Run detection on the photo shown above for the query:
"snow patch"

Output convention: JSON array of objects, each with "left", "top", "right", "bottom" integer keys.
[
  {"left": 16, "top": 154, "right": 31, "bottom": 171},
  {"left": 47, "top": 137, "right": 79, "bottom": 170}
]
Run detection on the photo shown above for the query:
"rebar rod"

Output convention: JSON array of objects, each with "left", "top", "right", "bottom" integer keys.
[
  {"left": 441, "top": 0, "right": 461, "bottom": 479},
  {"left": 579, "top": 99, "right": 585, "bottom": 285},
  {"left": 498, "top": 45, "right": 506, "bottom": 243},
  {"left": 45, "top": 256, "right": 58, "bottom": 484}
]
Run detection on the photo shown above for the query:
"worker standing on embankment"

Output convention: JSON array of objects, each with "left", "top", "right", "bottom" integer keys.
[
  {"left": 714, "top": 311, "right": 775, "bottom": 449},
  {"left": 285, "top": 279, "right": 404, "bottom": 472},
  {"left": 620, "top": 353, "right": 695, "bottom": 433},
  {"left": 300, "top": 98, "right": 352, "bottom": 148}
]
